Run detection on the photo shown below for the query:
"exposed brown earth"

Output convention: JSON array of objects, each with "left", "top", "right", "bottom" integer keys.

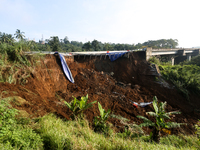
[{"left": 1, "top": 52, "right": 200, "bottom": 134}]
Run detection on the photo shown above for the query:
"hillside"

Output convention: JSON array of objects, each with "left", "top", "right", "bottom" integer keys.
[{"left": 1, "top": 52, "right": 199, "bottom": 134}]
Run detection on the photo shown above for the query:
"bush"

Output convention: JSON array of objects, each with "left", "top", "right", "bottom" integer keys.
[
  {"left": 183, "top": 55, "right": 200, "bottom": 67},
  {"left": 160, "top": 65, "right": 200, "bottom": 98},
  {"left": 64, "top": 94, "right": 97, "bottom": 119},
  {"left": 0, "top": 97, "right": 43, "bottom": 149},
  {"left": 93, "top": 102, "right": 111, "bottom": 134},
  {"left": 148, "top": 56, "right": 160, "bottom": 65},
  {"left": 137, "top": 96, "right": 184, "bottom": 143}
]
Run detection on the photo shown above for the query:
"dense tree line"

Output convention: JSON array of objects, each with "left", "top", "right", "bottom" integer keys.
[{"left": 0, "top": 30, "right": 179, "bottom": 52}]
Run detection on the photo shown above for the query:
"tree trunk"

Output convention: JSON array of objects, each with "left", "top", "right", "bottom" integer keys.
[{"left": 152, "top": 127, "right": 160, "bottom": 143}]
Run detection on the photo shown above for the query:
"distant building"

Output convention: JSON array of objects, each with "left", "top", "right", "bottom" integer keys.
[
  {"left": 39, "top": 40, "right": 45, "bottom": 44},
  {"left": 40, "top": 34, "right": 45, "bottom": 44}
]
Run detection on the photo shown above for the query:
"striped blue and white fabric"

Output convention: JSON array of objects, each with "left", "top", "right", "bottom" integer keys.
[
  {"left": 106, "top": 52, "right": 128, "bottom": 61},
  {"left": 55, "top": 52, "right": 74, "bottom": 83}
]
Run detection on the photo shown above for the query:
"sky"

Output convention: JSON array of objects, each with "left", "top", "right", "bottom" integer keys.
[{"left": 0, "top": 0, "right": 200, "bottom": 48}]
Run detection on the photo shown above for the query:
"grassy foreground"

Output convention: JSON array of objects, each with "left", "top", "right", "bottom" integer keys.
[
  {"left": 1, "top": 111, "right": 200, "bottom": 150},
  {"left": 0, "top": 82, "right": 199, "bottom": 150},
  {"left": 36, "top": 114, "right": 200, "bottom": 150}
]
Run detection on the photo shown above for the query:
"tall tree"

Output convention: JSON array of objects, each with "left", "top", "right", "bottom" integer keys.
[
  {"left": 14, "top": 29, "right": 25, "bottom": 40},
  {"left": 63, "top": 36, "right": 70, "bottom": 44},
  {"left": 48, "top": 36, "right": 61, "bottom": 51},
  {"left": 142, "top": 39, "right": 178, "bottom": 49},
  {"left": 91, "top": 40, "right": 101, "bottom": 51},
  {"left": 82, "top": 42, "right": 92, "bottom": 51},
  {"left": 103, "top": 43, "right": 114, "bottom": 51},
  {"left": 114, "top": 44, "right": 124, "bottom": 50},
  {"left": 0, "top": 33, "right": 14, "bottom": 44},
  {"left": 71, "top": 41, "right": 83, "bottom": 47}
]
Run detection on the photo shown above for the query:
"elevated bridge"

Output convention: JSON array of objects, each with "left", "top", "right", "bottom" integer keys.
[
  {"left": 146, "top": 48, "right": 200, "bottom": 65},
  {"left": 26, "top": 47, "right": 200, "bottom": 65}
]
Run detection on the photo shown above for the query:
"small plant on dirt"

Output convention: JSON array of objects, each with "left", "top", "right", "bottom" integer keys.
[
  {"left": 137, "top": 96, "right": 185, "bottom": 143},
  {"left": 64, "top": 94, "right": 97, "bottom": 119},
  {"left": 93, "top": 102, "right": 111, "bottom": 134}
]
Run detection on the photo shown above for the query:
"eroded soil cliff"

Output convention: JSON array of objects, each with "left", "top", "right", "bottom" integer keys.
[{"left": 1, "top": 52, "right": 199, "bottom": 134}]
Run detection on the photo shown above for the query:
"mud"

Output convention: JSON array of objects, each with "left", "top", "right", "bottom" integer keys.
[{"left": 1, "top": 52, "right": 200, "bottom": 134}]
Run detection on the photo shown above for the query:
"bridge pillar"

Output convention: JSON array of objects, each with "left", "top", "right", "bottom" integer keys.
[
  {"left": 171, "top": 57, "right": 174, "bottom": 66},
  {"left": 177, "top": 49, "right": 186, "bottom": 56},
  {"left": 187, "top": 54, "right": 191, "bottom": 61},
  {"left": 146, "top": 48, "right": 152, "bottom": 61}
]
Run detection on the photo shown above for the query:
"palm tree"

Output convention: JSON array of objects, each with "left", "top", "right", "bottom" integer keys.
[
  {"left": 14, "top": 29, "right": 25, "bottom": 41},
  {"left": 137, "top": 96, "right": 185, "bottom": 143},
  {"left": 0, "top": 33, "right": 15, "bottom": 44}
]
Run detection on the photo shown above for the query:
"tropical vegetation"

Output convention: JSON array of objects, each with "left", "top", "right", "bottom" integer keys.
[
  {"left": 64, "top": 94, "right": 97, "bottom": 119},
  {"left": 137, "top": 96, "right": 184, "bottom": 143},
  {"left": 149, "top": 56, "right": 200, "bottom": 100},
  {"left": 0, "top": 100, "right": 199, "bottom": 149},
  {"left": 0, "top": 29, "right": 178, "bottom": 52}
]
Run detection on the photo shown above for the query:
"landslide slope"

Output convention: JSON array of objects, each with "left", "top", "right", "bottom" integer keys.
[{"left": 1, "top": 52, "right": 199, "bottom": 134}]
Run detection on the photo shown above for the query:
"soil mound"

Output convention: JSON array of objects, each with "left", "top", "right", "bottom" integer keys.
[{"left": 1, "top": 52, "right": 199, "bottom": 134}]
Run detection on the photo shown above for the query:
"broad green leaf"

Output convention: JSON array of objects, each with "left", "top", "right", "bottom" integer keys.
[
  {"left": 137, "top": 115, "right": 151, "bottom": 123},
  {"left": 64, "top": 101, "right": 73, "bottom": 111},
  {"left": 153, "top": 96, "right": 158, "bottom": 114},
  {"left": 162, "top": 101, "right": 167, "bottom": 110},
  {"left": 146, "top": 112, "right": 158, "bottom": 117},
  {"left": 79, "top": 100, "right": 84, "bottom": 109},
  {"left": 103, "top": 109, "right": 111, "bottom": 121},
  {"left": 98, "top": 102, "right": 104, "bottom": 118},
  {"left": 84, "top": 101, "right": 97, "bottom": 110},
  {"left": 139, "top": 122, "right": 155, "bottom": 127},
  {"left": 110, "top": 114, "right": 130, "bottom": 122},
  {"left": 165, "top": 122, "right": 186, "bottom": 128},
  {"left": 83, "top": 101, "right": 96, "bottom": 110},
  {"left": 160, "top": 114, "right": 171, "bottom": 119},
  {"left": 165, "top": 111, "right": 181, "bottom": 116},
  {"left": 73, "top": 98, "right": 77, "bottom": 108}
]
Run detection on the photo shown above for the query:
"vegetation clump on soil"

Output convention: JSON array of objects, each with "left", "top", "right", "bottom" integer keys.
[
  {"left": 149, "top": 56, "right": 200, "bottom": 100},
  {"left": 0, "top": 93, "right": 43, "bottom": 149},
  {"left": 137, "top": 96, "right": 184, "bottom": 143},
  {"left": 64, "top": 94, "right": 97, "bottom": 120},
  {"left": 0, "top": 41, "right": 45, "bottom": 85},
  {"left": 0, "top": 104, "right": 200, "bottom": 149}
]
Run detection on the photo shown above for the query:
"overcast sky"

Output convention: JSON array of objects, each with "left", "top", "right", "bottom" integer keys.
[{"left": 0, "top": 0, "right": 199, "bottom": 47}]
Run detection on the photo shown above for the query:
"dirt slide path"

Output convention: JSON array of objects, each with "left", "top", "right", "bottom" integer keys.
[{"left": 0, "top": 53, "right": 199, "bottom": 134}]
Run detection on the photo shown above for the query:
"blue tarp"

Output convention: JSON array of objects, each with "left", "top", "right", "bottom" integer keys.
[
  {"left": 55, "top": 52, "right": 74, "bottom": 83},
  {"left": 107, "top": 52, "right": 128, "bottom": 61}
]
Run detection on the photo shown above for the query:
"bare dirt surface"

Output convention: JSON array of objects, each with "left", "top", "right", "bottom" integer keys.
[{"left": 1, "top": 52, "right": 200, "bottom": 134}]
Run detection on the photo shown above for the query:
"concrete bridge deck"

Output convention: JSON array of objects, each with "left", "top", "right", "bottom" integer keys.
[{"left": 26, "top": 47, "right": 200, "bottom": 65}]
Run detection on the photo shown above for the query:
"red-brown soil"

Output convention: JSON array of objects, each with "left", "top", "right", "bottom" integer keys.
[{"left": 1, "top": 52, "right": 200, "bottom": 134}]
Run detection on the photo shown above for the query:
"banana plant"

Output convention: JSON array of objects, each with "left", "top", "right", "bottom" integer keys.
[
  {"left": 137, "top": 96, "right": 185, "bottom": 143},
  {"left": 77, "top": 94, "right": 97, "bottom": 118},
  {"left": 93, "top": 102, "right": 111, "bottom": 133},
  {"left": 64, "top": 94, "right": 96, "bottom": 119},
  {"left": 64, "top": 97, "right": 78, "bottom": 115}
]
